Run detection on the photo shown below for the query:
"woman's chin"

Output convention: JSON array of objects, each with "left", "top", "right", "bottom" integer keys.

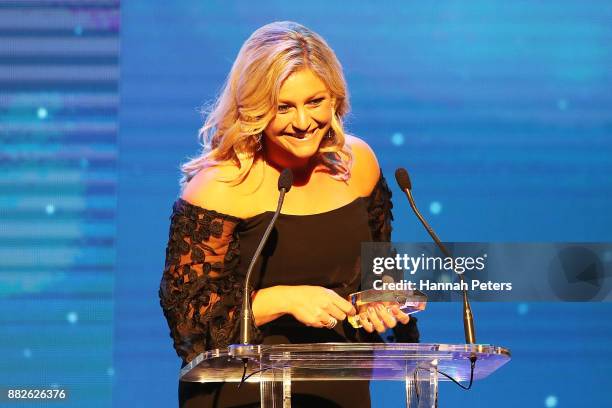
[
  {"left": 287, "top": 145, "right": 321, "bottom": 161},
  {"left": 279, "top": 139, "right": 322, "bottom": 160}
]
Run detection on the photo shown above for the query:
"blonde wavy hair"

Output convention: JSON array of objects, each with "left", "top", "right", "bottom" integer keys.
[{"left": 180, "top": 21, "right": 352, "bottom": 187}]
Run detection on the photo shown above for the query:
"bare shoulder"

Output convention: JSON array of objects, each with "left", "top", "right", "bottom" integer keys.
[
  {"left": 345, "top": 135, "right": 381, "bottom": 196},
  {"left": 180, "top": 163, "right": 252, "bottom": 219}
]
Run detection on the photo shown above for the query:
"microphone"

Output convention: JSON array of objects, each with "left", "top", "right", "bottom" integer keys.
[
  {"left": 394, "top": 168, "right": 477, "bottom": 345},
  {"left": 239, "top": 168, "right": 293, "bottom": 345}
]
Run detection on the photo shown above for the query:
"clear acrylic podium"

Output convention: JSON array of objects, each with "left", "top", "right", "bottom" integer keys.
[{"left": 180, "top": 343, "right": 511, "bottom": 407}]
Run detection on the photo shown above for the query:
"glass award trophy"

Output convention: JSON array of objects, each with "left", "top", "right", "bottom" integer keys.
[{"left": 347, "top": 286, "right": 428, "bottom": 328}]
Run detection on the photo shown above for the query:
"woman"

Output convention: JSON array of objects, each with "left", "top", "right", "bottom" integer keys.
[{"left": 159, "top": 21, "right": 419, "bottom": 407}]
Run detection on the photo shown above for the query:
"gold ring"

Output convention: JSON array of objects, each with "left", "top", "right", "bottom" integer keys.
[{"left": 323, "top": 317, "right": 338, "bottom": 329}]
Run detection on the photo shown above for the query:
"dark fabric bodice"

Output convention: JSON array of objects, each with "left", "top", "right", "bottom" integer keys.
[
  {"left": 159, "top": 174, "right": 419, "bottom": 364},
  {"left": 239, "top": 196, "right": 379, "bottom": 345},
  {"left": 241, "top": 197, "right": 369, "bottom": 293}
]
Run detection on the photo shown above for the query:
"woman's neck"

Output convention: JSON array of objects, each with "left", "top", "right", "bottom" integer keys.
[{"left": 261, "top": 154, "right": 318, "bottom": 186}]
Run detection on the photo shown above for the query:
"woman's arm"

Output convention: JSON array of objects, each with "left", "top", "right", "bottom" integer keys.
[
  {"left": 159, "top": 200, "right": 262, "bottom": 363},
  {"left": 251, "top": 286, "right": 288, "bottom": 326},
  {"left": 252, "top": 285, "right": 357, "bottom": 328}
]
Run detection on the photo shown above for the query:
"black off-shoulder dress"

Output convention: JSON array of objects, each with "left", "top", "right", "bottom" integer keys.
[{"left": 159, "top": 175, "right": 419, "bottom": 408}]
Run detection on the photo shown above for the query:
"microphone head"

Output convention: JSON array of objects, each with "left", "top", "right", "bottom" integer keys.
[
  {"left": 278, "top": 168, "right": 293, "bottom": 192},
  {"left": 394, "top": 168, "right": 412, "bottom": 191}
]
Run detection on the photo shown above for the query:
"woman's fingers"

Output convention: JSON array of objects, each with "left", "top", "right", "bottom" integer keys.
[
  {"left": 328, "top": 290, "right": 356, "bottom": 316},
  {"left": 299, "top": 291, "right": 410, "bottom": 332},
  {"left": 367, "top": 306, "right": 386, "bottom": 333},
  {"left": 360, "top": 312, "right": 374, "bottom": 332},
  {"left": 357, "top": 303, "right": 412, "bottom": 333},
  {"left": 325, "top": 303, "right": 348, "bottom": 321},
  {"left": 390, "top": 305, "right": 410, "bottom": 325},
  {"left": 375, "top": 304, "right": 397, "bottom": 329},
  {"left": 308, "top": 310, "right": 326, "bottom": 328}
]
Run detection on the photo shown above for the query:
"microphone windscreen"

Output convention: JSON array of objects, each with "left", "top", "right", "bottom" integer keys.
[
  {"left": 278, "top": 168, "right": 293, "bottom": 192},
  {"left": 394, "top": 168, "right": 412, "bottom": 191}
]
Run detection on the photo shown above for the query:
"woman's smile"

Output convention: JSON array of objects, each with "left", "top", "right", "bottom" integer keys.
[{"left": 284, "top": 129, "right": 318, "bottom": 140}]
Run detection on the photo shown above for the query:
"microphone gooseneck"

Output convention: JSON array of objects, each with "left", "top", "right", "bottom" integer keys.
[
  {"left": 239, "top": 168, "right": 293, "bottom": 345},
  {"left": 394, "top": 168, "right": 477, "bottom": 346}
]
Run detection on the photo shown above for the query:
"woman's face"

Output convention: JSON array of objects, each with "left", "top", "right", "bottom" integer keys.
[{"left": 263, "top": 69, "right": 334, "bottom": 166}]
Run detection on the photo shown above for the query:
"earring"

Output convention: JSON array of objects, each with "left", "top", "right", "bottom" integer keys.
[
  {"left": 254, "top": 133, "right": 263, "bottom": 151},
  {"left": 326, "top": 129, "right": 334, "bottom": 140}
]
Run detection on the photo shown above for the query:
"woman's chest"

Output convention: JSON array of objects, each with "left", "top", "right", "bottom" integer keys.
[
  {"left": 248, "top": 172, "right": 362, "bottom": 215},
  {"left": 238, "top": 200, "right": 372, "bottom": 292}
]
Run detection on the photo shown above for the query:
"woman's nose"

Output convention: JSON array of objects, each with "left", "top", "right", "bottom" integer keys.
[{"left": 292, "top": 107, "right": 310, "bottom": 132}]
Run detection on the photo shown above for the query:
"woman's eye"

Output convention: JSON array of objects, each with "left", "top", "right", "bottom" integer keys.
[
  {"left": 309, "top": 98, "right": 324, "bottom": 106},
  {"left": 277, "top": 105, "right": 290, "bottom": 113}
]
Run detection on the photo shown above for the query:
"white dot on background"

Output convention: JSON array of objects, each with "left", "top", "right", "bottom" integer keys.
[
  {"left": 107, "top": 367, "right": 115, "bottom": 377},
  {"left": 517, "top": 303, "right": 529, "bottom": 315},
  {"left": 23, "top": 348, "right": 32, "bottom": 358},
  {"left": 557, "top": 99, "right": 568, "bottom": 111},
  {"left": 429, "top": 201, "right": 442, "bottom": 215},
  {"left": 66, "top": 312, "right": 78, "bottom": 324},
  {"left": 37, "top": 107, "right": 48, "bottom": 119},
  {"left": 391, "top": 132, "right": 404, "bottom": 146},
  {"left": 545, "top": 395, "right": 558, "bottom": 407},
  {"left": 45, "top": 204, "right": 55, "bottom": 215}
]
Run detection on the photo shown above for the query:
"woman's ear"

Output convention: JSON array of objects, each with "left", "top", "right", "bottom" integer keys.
[{"left": 330, "top": 97, "right": 338, "bottom": 118}]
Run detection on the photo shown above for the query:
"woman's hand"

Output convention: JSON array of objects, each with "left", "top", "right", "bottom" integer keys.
[
  {"left": 252, "top": 285, "right": 356, "bottom": 328},
  {"left": 284, "top": 285, "right": 357, "bottom": 328},
  {"left": 357, "top": 302, "right": 410, "bottom": 333}
]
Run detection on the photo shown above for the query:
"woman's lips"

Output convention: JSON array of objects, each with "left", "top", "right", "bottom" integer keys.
[{"left": 284, "top": 130, "right": 316, "bottom": 140}]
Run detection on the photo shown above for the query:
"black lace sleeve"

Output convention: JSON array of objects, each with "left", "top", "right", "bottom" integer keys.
[
  {"left": 159, "top": 198, "right": 262, "bottom": 363},
  {"left": 366, "top": 174, "right": 394, "bottom": 242},
  {"left": 366, "top": 173, "right": 420, "bottom": 343}
]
